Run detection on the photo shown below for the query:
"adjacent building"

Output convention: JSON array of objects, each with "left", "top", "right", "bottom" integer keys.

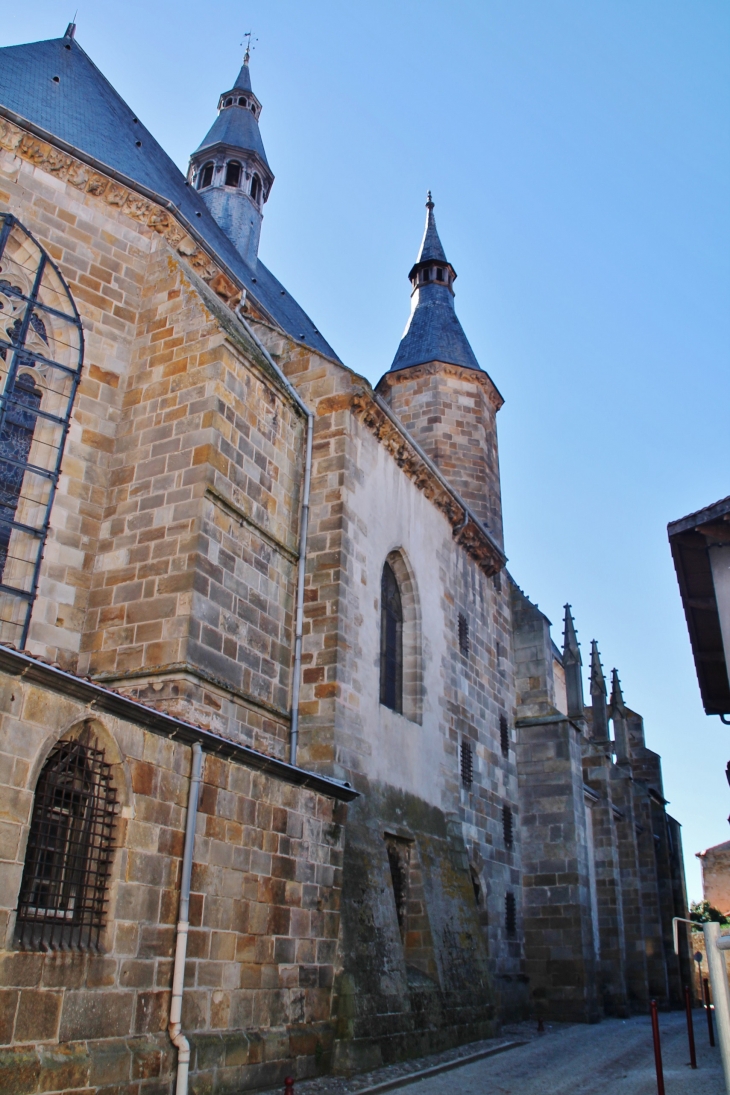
[{"left": 0, "top": 26, "right": 689, "bottom": 1094}]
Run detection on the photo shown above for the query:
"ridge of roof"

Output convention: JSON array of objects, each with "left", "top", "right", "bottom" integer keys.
[{"left": 0, "top": 34, "right": 340, "bottom": 362}]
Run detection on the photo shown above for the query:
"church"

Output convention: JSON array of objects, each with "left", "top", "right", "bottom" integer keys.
[{"left": 0, "top": 26, "right": 691, "bottom": 1094}]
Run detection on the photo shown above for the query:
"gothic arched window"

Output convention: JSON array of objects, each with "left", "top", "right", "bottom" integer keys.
[
  {"left": 250, "top": 174, "right": 261, "bottom": 202},
  {"left": 0, "top": 214, "right": 84, "bottom": 648},
  {"left": 380, "top": 561, "right": 403, "bottom": 713},
  {"left": 199, "top": 162, "right": 214, "bottom": 189},
  {"left": 15, "top": 728, "right": 118, "bottom": 951},
  {"left": 225, "top": 161, "right": 241, "bottom": 187}
]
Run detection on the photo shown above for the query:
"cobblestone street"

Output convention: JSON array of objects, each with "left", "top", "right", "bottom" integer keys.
[
  {"left": 265, "top": 1012, "right": 725, "bottom": 1095},
  {"left": 393, "top": 1013, "right": 724, "bottom": 1094}
]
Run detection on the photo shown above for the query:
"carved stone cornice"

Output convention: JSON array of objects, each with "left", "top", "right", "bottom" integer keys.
[
  {"left": 0, "top": 116, "right": 243, "bottom": 308},
  {"left": 376, "top": 358, "right": 504, "bottom": 412},
  {"left": 350, "top": 390, "right": 505, "bottom": 576}
]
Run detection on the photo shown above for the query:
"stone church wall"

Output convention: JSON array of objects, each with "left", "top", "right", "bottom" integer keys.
[
  {"left": 0, "top": 652, "right": 349, "bottom": 1094},
  {"left": 251, "top": 328, "right": 528, "bottom": 1050},
  {"left": 0, "top": 135, "right": 307, "bottom": 761}
]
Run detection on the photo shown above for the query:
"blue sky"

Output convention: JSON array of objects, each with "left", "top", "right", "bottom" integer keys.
[{"left": 8, "top": 1, "right": 730, "bottom": 899}]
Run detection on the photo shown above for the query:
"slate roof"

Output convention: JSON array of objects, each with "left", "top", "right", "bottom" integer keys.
[
  {"left": 414, "top": 200, "right": 448, "bottom": 266},
  {"left": 391, "top": 203, "right": 480, "bottom": 373},
  {"left": 0, "top": 33, "right": 339, "bottom": 361},
  {"left": 230, "top": 63, "right": 253, "bottom": 94},
  {"left": 195, "top": 105, "right": 270, "bottom": 168}
]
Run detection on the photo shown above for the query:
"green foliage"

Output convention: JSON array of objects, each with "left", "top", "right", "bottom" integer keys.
[{"left": 690, "top": 900, "right": 729, "bottom": 929}]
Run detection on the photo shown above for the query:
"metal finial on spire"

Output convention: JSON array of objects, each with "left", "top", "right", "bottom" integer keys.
[
  {"left": 426, "top": 190, "right": 434, "bottom": 211},
  {"left": 242, "top": 31, "right": 257, "bottom": 65}
]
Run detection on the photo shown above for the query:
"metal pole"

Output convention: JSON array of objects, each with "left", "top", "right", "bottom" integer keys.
[
  {"left": 685, "top": 984, "right": 697, "bottom": 1068},
  {"left": 169, "top": 743, "right": 203, "bottom": 1095},
  {"left": 704, "top": 922, "right": 730, "bottom": 1093},
  {"left": 650, "top": 1000, "right": 665, "bottom": 1095},
  {"left": 705, "top": 977, "right": 716, "bottom": 1047}
]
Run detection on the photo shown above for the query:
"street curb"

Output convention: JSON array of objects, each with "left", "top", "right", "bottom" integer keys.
[{"left": 350, "top": 1039, "right": 528, "bottom": 1094}]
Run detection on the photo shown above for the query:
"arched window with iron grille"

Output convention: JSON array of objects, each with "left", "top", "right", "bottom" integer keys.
[
  {"left": 380, "top": 560, "right": 403, "bottom": 713},
  {"left": 15, "top": 728, "right": 118, "bottom": 951},
  {"left": 0, "top": 213, "right": 84, "bottom": 648}
]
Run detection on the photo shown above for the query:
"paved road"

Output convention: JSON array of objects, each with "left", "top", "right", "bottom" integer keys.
[{"left": 397, "top": 1013, "right": 725, "bottom": 1095}]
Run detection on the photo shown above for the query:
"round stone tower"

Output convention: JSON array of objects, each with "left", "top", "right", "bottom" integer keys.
[
  {"left": 188, "top": 48, "right": 274, "bottom": 267},
  {"left": 376, "top": 195, "right": 505, "bottom": 547}
]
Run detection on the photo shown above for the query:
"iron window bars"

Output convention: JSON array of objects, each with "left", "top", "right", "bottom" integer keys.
[
  {"left": 458, "top": 612, "right": 469, "bottom": 657},
  {"left": 15, "top": 732, "right": 118, "bottom": 951},
  {"left": 0, "top": 213, "right": 84, "bottom": 648},
  {"left": 460, "top": 739, "right": 473, "bottom": 789},
  {"left": 499, "top": 714, "right": 510, "bottom": 758}
]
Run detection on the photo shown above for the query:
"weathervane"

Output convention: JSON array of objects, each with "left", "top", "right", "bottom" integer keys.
[{"left": 242, "top": 31, "right": 257, "bottom": 64}]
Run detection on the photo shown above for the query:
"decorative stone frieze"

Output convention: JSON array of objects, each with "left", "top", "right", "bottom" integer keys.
[{"left": 0, "top": 117, "right": 241, "bottom": 307}]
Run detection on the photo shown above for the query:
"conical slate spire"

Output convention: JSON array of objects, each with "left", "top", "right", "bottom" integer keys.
[
  {"left": 416, "top": 192, "right": 448, "bottom": 265},
  {"left": 609, "top": 668, "right": 630, "bottom": 760},
  {"left": 189, "top": 54, "right": 274, "bottom": 266},
  {"left": 590, "top": 640, "right": 609, "bottom": 739},
  {"left": 562, "top": 604, "right": 585, "bottom": 720},
  {"left": 390, "top": 194, "right": 480, "bottom": 373},
  {"left": 231, "top": 59, "right": 253, "bottom": 93}
]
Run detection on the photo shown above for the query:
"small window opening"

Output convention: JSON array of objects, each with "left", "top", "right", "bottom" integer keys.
[
  {"left": 422, "top": 269, "right": 430, "bottom": 282},
  {"left": 500, "top": 714, "right": 509, "bottom": 758},
  {"left": 385, "top": 836, "right": 410, "bottom": 937},
  {"left": 503, "top": 805, "right": 514, "bottom": 848},
  {"left": 250, "top": 174, "right": 261, "bottom": 202},
  {"left": 199, "top": 162, "right": 214, "bottom": 189},
  {"left": 238, "top": 97, "right": 246, "bottom": 105},
  {"left": 380, "top": 561, "right": 403, "bottom": 713},
  {"left": 225, "top": 97, "right": 233, "bottom": 106},
  {"left": 15, "top": 729, "right": 118, "bottom": 951},
  {"left": 250, "top": 102, "right": 256, "bottom": 112},
  {"left": 458, "top": 612, "right": 469, "bottom": 657},
  {"left": 436, "top": 267, "right": 443, "bottom": 280},
  {"left": 470, "top": 866, "right": 481, "bottom": 906},
  {"left": 460, "top": 739, "right": 473, "bottom": 789},
  {"left": 225, "top": 161, "right": 241, "bottom": 187},
  {"left": 494, "top": 570, "right": 502, "bottom": 593},
  {"left": 505, "top": 892, "right": 517, "bottom": 936}
]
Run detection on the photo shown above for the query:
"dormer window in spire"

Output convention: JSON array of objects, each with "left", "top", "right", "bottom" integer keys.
[
  {"left": 225, "top": 97, "right": 233, "bottom": 106},
  {"left": 250, "top": 174, "right": 261, "bottom": 202},
  {"left": 198, "top": 162, "right": 214, "bottom": 189},
  {"left": 225, "top": 161, "right": 242, "bottom": 188},
  {"left": 436, "top": 268, "right": 444, "bottom": 281},
  {"left": 238, "top": 97, "right": 246, "bottom": 105}
]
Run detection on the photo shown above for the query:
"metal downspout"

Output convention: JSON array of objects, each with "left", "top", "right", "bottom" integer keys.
[
  {"left": 169, "top": 742, "right": 203, "bottom": 1095},
  {"left": 289, "top": 412, "right": 313, "bottom": 765},
  {"left": 234, "top": 311, "right": 314, "bottom": 766}
]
